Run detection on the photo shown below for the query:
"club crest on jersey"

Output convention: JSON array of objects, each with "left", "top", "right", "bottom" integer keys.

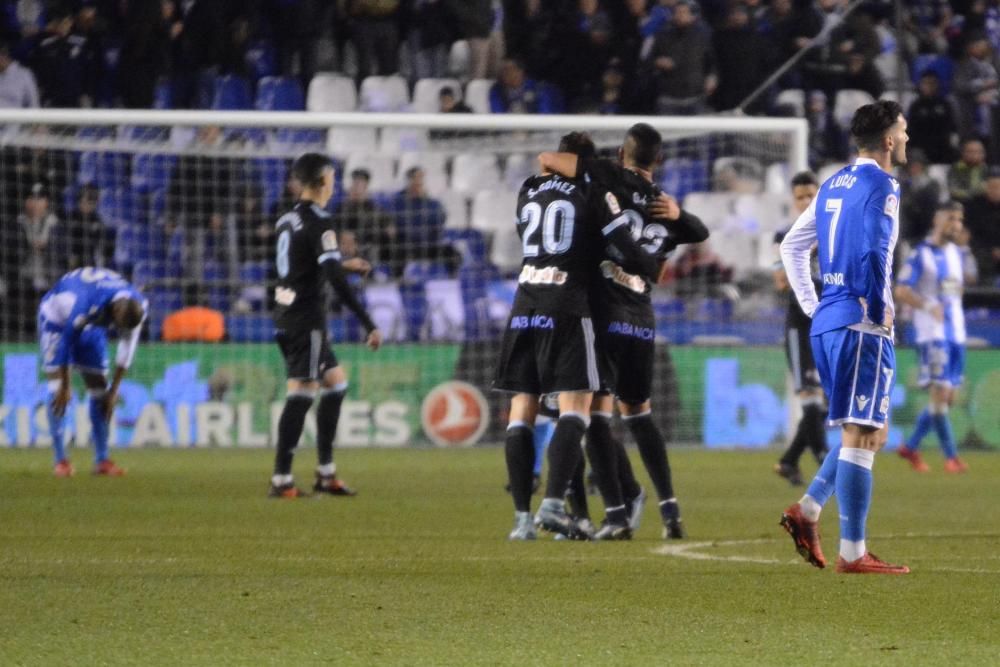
[
  {"left": 321, "top": 230, "right": 339, "bottom": 251},
  {"left": 605, "top": 192, "right": 621, "bottom": 215},
  {"left": 884, "top": 194, "right": 898, "bottom": 216}
]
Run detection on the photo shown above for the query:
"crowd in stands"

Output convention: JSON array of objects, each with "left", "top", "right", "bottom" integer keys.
[{"left": 0, "top": 0, "right": 999, "bottom": 341}]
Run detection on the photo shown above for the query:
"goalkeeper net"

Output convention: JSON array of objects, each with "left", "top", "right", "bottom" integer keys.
[{"left": 0, "top": 110, "right": 807, "bottom": 449}]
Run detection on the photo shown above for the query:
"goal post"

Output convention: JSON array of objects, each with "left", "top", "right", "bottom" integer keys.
[{"left": 0, "top": 109, "right": 808, "bottom": 450}]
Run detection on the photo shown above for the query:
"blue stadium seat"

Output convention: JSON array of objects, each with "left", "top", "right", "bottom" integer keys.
[
  {"left": 399, "top": 283, "right": 427, "bottom": 341},
  {"left": 255, "top": 76, "right": 305, "bottom": 111},
  {"left": 442, "top": 229, "right": 487, "bottom": 266},
  {"left": 911, "top": 54, "right": 954, "bottom": 94},
  {"left": 153, "top": 80, "right": 173, "bottom": 109},
  {"left": 226, "top": 314, "right": 274, "bottom": 343},
  {"left": 211, "top": 75, "right": 253, "bottom": 110},
  {"left": 145, "top": 287, "right": 183, "bottom": 341},
  {"left": 253, "top": 157, "right": 289, "bottom": 214},
  {"left": 458, "top": 263, "right": 502, "bottom": 341},
  {"left": 97, "top": 187, "right": 136, "bottom": 226},
  {"left": 537, "top": 83, "right": 567, "bottom": 114},
  {"left": 97, "top": 42, "right": 121, "bottom": 107},
  {"left": 240, "top": 261, "right": 270, "bottom": 284},
  {"left": 131, "top": 154, "right": 176, "bottom": 193},
  {"left": 78, "top": 152, "right": 129, "bottom": 189},
  {"left": 658, "top": 158, "right": 711, "bottom": 200},
  {"left": 402, "top": 261, "right": 452, "bottom": 284},
  {"left": 273, "top": 128, "right": 325, "bottom": 146},
  {"left": 245, "top": 40, "right": 278, "bottom": 81}
]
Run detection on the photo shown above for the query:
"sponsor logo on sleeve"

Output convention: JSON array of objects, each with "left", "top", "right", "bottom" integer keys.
[
  {"left": 605, "top": 192, "right": 621, "bottom": 215},
  {"left": 321, "top": 230, "right": 338, "bottom": 251},
  {"left": 884, "top": 194, "right": 898, "bottom": 216}
]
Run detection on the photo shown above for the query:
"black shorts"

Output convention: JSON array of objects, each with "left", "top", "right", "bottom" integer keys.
[
  {"left": 785, "top": 324, "right": 821, "bottom": 393},
  {"left": 595, "top": 309, "right": 656, "bottom": 405},
  {"left": 493, "top": 307, "right": 600, "bottom": 395},
  {"left": 276, "top": 327, "right": 339, "bottom": 381}
]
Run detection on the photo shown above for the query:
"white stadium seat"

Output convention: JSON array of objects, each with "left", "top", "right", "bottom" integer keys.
[
  {"left": 927, "top": 164, "right": 950, "bottom": 201},
  {"left": 489, "top": 224, "right": 523, "bottom": 274},
  {"left": 424, "top": 279, "right": 465, "bottom": 341},
  {"left": 464, "top": 79, "right": 494, "bottom": 114},
  {"left": 713, "top": 156, "right": 764, "bottom": 193},
  {"left": 359, "top": 75, "right": 410, "bottom": 112},
  {"left": 834, "top": 89, "right": 876, "bottom": 129},
  {"left": 379, "top": 127, "right": 430, "bottom": 154},
  {"left": 503, "top": 153, "right": 535, "bottom": 190},
  {"left": 343, "top": 153, "right": 396, "bottom": 193},
  {"left": 364, "top": 284, "right": 408, "bottom": 342},
  {"left": 470, "top": 189, "right": 517, "bottom": 235},
  {"left": 326, "top": 126, "right": 377, "bottom": 157},
  {"left": 733, "top": 193, "right": 789, "bottom": 234},
  {"left": 412, "top": 78, "right": 463, "bottom": 113},
  {"left": 765, "top": 162, "right": 789, "bottom": 195},
  {"left": 438, "top": 190, "right": 470, "bottom": 229},
  {"left": 307, "top": 73, "right": 357, "bottom": 112},
  {"left": 775, "top": 89, "right": 805, "bottom": 117},
  {"left": 683, "top": 192, "right": 738, "bottom": 229},
  {"left": 451, "top": 153, "right": 501, "bottom": 195},
  {"left": 396, "top": 151, "right": 448, "bottom": 195}
]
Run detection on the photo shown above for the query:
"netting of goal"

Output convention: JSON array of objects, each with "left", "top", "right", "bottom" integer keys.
[{"left": 0, "top": 109, "right": 808, "bottom": 450}]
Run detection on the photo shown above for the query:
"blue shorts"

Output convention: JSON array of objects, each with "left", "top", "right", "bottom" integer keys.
[
  {"left": 917, "top": 341, "right": 965, "bottom": 388},
  {"left": 811, "top": 328, "right": 895, "bottom": 429},
  {"left": 38, "top": 315, "right": 109, "bottom": 375}
]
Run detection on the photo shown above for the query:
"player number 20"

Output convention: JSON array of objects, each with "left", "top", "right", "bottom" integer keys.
[{"left": 520, "top": 201, "right": 575, "bottom": 257}]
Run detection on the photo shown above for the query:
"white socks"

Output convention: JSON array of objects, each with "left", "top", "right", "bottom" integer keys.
[
  {"left": 798, "top": 495, "right": 822, "bottom": 522},
  {"left": 271, "top": 473, "right": 293, "bottom": 487},
  {"left": 317, "top": 463, "right": 336, "bottom": 477},
  {"left": 840, "top": 539, "right": 866, "bottom": 562}
]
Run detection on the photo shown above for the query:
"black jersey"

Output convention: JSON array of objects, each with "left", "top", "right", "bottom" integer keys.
[
  {"left": 582, "top": 157, "right": 707, "bottom": 311},
  {"left": 514, "top": 173, "right": 602, "bottom": 315},
  {"left": 273, "top": 201, "right": 376, "bottom": 333}
]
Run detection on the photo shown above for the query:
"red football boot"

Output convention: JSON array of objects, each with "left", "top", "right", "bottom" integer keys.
[
  {"left": 835, "top": 552, "right": 910, "bottom": 574},
  {"left": 897, "top": 445, "right": 930, "bottom": 473},
  {"left": 53, "top": 459, "right": 75, "bottom": 478},
  {"left": 779, "top": 503, "right": 826, "bottom": 569},
  {"left": 92, "top": 459, "right": 126, "bottom": 476},
  {"left": 943, "top": 457, "right": 969, "bottom": 474}
]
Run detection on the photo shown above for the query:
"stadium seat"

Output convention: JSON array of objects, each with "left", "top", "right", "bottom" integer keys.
[
  {"left": 402, "top": 260, "right": 451, "bottom": 284},
  {"left": 245, "top": 40, "right": 278, "bottom": 82},
  {"left": 683, "top": 192, "right": 738, "bottom": 230},
  {"left": 658, "top": 158, "right": 711, "bottom": 200},
  {"left": 536, "top": 83, "right": 567, "bottom": 114},
  {"left": 713, "top": 156, "right": 764, "bottom": 193},
  {"left": 489, "top": 224, "right": 522, "bottom": 275},
  {"left": 211, "top": 75, "right": 254, "bottom": 110},
  {"left": 833, "top": 89, "right": 877, "bottom": 129},
  {"left": 343, "top": 153, "right": 396, "bottom": 193},
  {"left": 272, "top": 128, "right": 325, "bottom": 147},
  {"left": 359, "top": 75, "right": 410, "bottom": 111},
  {"left": 396, "top": 151, "right": 447, "bottom": 194},
  {"left": 774, "top": 89, "right": 805, "bottom": 117},
  {"left": 326, "top": 126, "right": 378, "bottom": 157},
  {"left": 927, "top": 164, "right": 950, "bottom": 200},
  {"left": 503, "top": 154, "right": 534, "bottom": 191},
  {"left": 424, "top": 279, "right": 465, "bottom": 340},
  {"left": 306, "top": 72, "right": 358, "bottom": 112},
  {"left": 470, "top": 190, "right": 517, "bottom": 235},
  {"left": 365, "top": 283, "right": 408, "bottom": 342},
  {"left": 153, "top": 80, "right": 173, "bottom": 109},
  {"left": 226, "top": 314, "right": 273, "bottom": 343},
  {"left": 253, "top": 157, "right": 288, "bottom": 214},
  {"left": 412, "top": 78, "right": 463, "bottom": 113},
  {"left": 379, "top": 127, "right": 430, "bottom": 154},
  {"left": 442, "top": 228, "right": 487, "bottom": 265},
  {"left": 464, "top": 79, "right": 494, "bottom": 114},
  {"left": 880, "top": 90, "right": 916, "bottom": 111},
  {"left": 451, "top": 153, "right": 501, "bottom": 195},
  {"left": 255, "top": 76, "right": 305, "bottom": 111},
  {"left": 733, "top": 193, "right": 789, "bottom": 234},
  {"left": 817, "top": 163, "right": 843, "bottom": 184},
  {"left": 97, "top": 187, "right": 136, "bottom": 227},
  {"left": 439, "top": 190, "right": 470, "bottom": 229},
  {"left": 449, "top": 40, "right": 471, "bottom": 78},
  {"left": 875, "top": 52, "right": 901, "bottom": 90},
  {"left": 78, "top": 151, "right": 129, "bottom": 189},
  {"left": 764, "top": 163, "right": 789, "bottom": 195},
  {"left": 131, "top": 153, "right": 177, "bottom": 193},
  {"left": 911, "top": 54, "right": 954, "bottom": 94}
]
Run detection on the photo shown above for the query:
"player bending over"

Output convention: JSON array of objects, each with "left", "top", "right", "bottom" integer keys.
[
  {"left": 773, "top": 171, "right": 829, "bottom": 486},
  {"left": 269, "top": 153, "right": 382, "bottom": 498},
  {"left": 40, "top": 267, "right": 146, "bottom": 477},
  {"left": 779, "top": 100, "right": 910, "bottom": 574},
  {"left": 895, "top": 201, "right": 972, "bottom": 473},
  {"left": 540, "top": 123, "right": 709, "bottom": 540},
  {"left": 494, "top": 132, "right": 659, "bottom": 540}
]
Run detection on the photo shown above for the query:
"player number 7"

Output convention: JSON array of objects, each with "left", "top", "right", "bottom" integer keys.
[{"left": 825, "top": 198, "right": 843, "bottom": 260}]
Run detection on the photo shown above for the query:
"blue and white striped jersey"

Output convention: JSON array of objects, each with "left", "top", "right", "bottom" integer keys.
[
  {"left": 780, "top": 157, "right": 900, "bottom": 338},
  {"left": 38, "top": 267, "right": 147, "bottom": 369},
  {"left": 897, "top": 240, "right": 967, "bottom": 344}
]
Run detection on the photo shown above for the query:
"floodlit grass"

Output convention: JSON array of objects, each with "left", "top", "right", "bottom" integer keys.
[{"left": 1, "top": 447, "right": 998, "bottom": 666}]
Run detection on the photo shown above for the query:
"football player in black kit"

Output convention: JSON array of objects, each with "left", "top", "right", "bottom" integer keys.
[
  {"left": 541, "top": 123, "right": 709, "bottom": 540},
  {"left": 495, "top": 132, "right": 660, "bottom": 540},
  {"left": 772, "top": 171, "right": 828, "bottom": 485},
  {"left": 268, "top": 153, "right": 382, "bottom": 498}
]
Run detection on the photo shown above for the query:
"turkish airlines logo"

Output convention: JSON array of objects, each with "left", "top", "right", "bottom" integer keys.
[{"left": 421, "top": 381, "right": 489, "bottom": 447}]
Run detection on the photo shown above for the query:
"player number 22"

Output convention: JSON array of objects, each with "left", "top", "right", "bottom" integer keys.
[
  {"left": 825, "top": 198, "right": 843, "bottom": 260},
  {"left": 520, "top": 201, "right": 576, "bottom": 257}
]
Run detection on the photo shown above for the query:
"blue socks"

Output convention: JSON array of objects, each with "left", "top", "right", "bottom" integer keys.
[
  {"left": 46, "top": 395, "right": 67, "bottom": 464},
  {"left": 906, "top": 408, "right": 933, "bottom": 451},
  {"left": 89, "top": 394, "right": 110, "bottom": 464},
  {"left": 532, "top": 417, "right": 554, "bottom": 476},
  {"left": 932, "top": 413, "right": 958, "bottom": 460},
  {"left": 805, "top": 443, "right": 841, "bottom": 508},
  {"left": 835, "top": 448, "right": 875, "bottom": 561}
]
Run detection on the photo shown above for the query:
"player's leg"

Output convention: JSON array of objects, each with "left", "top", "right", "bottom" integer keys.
[
  {"left": 898, "top": 342, "right": 937, "bottom": 471},
  {"left": 776, "top": 327, "right": 810, "bottom": 482},
  {"left": 535, "top": 390, "right": 592, "bottom": 538},
  {"left": 313, "top": 356, "right": 357, "bottom": 495},
  {"left": 564, "top": 454, "right": 592, "bottom": 529},
  {"left": 586, "top": 393, "right": 632, "bottom": 539},
  {"left": 39, "top": 312, "right": 72, "bottom": 476},
  {"left": 533, "top": 395, "right": 560, "bottom": 487},
  {"left": 506, "top": 393, "right": 539, "bottom": 540},
  {"left": 76, "top": 326, "right": 123, "bottom": 476},
  {"left": 620, "top": 398, "right": 684, "bottom": 539},
  {"left": 937, "top": 343, "right": 967, "bottom": 473},
  {"left": 270, "top": 329, "right": 321, "bottom": 497}
]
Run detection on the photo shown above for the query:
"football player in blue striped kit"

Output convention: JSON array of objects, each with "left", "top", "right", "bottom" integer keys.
[
  {"left": 778, "top": 101, "right": 911, "bottom": 574},
  {"left": 895, "top": 201, "right": 973, "bottom": 474}
]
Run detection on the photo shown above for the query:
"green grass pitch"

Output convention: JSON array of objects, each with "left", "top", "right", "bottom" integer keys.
[{"left": 1, "top": 447, "right": 998, "bottom": 666}]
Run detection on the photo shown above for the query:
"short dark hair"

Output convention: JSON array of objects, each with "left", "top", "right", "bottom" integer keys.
[
  {"left": 850, "top": 100, "right": 903, "bottom": 152},
  {"left": 350, "top": 167, "right": 371, "bottom": 181},
  {"left": 790, "top": 171, "right": 818, "bottom": 188},
  {"left": 937, "top": 200, "right": 964, "bottom": 213},
  {"left": 112, "top": 298, "right": 145, "bottom": 330},
  {"left": 291, "top": 152, "right": 333, "bottom": 190},
  {"left": 405, "top": 166, "right": 423, "bottom": 180},
  {"left": 557, "top": 131, "right": 596, "bottom": 159},
  {"left": 623, "top": 122, "right": 662, "bottom": 170}
]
